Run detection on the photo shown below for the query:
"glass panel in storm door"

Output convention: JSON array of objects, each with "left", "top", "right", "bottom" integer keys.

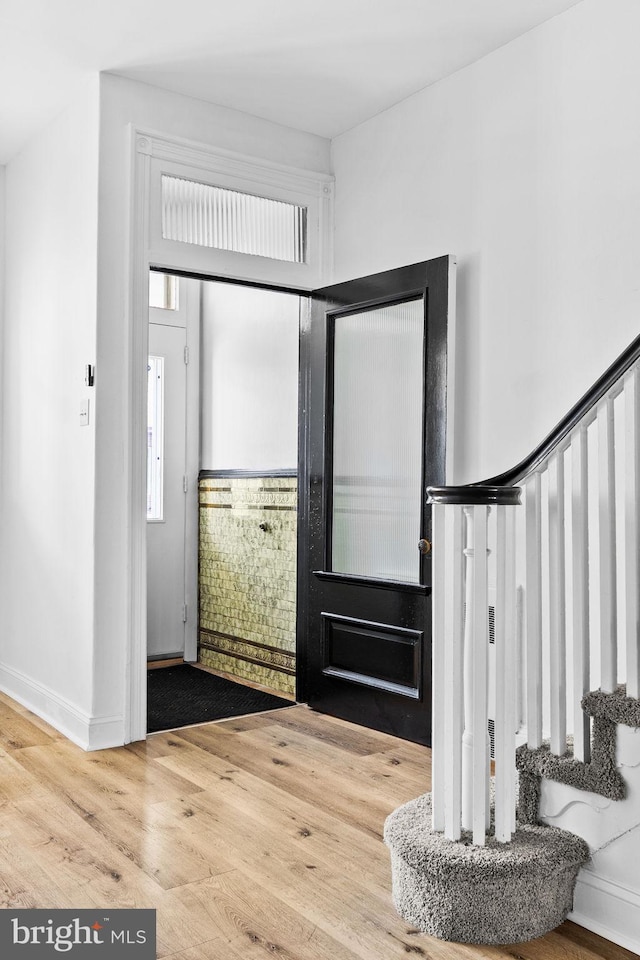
[{"left": 331, "top": 297, "right": 424, "bottom": 583}]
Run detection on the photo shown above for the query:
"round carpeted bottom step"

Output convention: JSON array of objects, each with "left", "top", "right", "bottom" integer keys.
[{"left": 384, "top": 793, "right": 590, "bottom": 944}]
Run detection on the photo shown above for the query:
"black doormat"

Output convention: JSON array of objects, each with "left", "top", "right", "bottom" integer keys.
[{"left": 147, "top": 664, "right": 293, "bottom": 733}]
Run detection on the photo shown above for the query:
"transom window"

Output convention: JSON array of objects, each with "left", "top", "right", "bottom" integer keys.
[{"left": 161, "top": 175, "right": 307, "bottom": 264}]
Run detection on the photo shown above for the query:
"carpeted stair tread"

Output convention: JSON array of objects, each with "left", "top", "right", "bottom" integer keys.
[
  {"left": 581, "top": 683, "right": 640, "bottom": 727},
  {"left": 384, "top": 792, "right": 590, "bottom": 944},
  {"left": 147, "top": 664, "right": 293, "bottom": 732},
  {"left": 385, "top": 793, "right": 590, "bottom": 876},
  {"left": 516, "top": 735, "right": 625, "bottom": 804},
  {"left": 516, "top": 684, "right": 640, "bottom": 812}
]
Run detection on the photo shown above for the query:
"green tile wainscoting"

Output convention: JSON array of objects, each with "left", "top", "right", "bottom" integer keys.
[{"left": 198, "top": 474, "right": 297, "bottom": 697}]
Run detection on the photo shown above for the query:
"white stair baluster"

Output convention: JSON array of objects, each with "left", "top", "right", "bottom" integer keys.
[
  {"left": 549, "top": 453, "right": 567, "bottom": 756},
  {"left": 431, "top": 503, "right": 446, "bottom": 832},
  {"left": 471, "top": 505, "right": 490, "bottom": 846},
  {"left": 443, "top": 505, "right": 464, "bottom": 840},
  {"left": 625, "top": 367, "right": 640, "bottom": 698},
  {"left": 514, "top": 583, "right": 525, "bottom": 832},
  {"left": 508, "top": 517, "right": 519, "bottom": 835},
  {"left": 526, "top": 473, "right": 543, "bottom": 748},
  {"left": 494, "top": 504, "right": 517, "bottom": 842},
  {"left": 598, "top": 397, "right": 618, "bottom": 693},
  {"left": 461, "top": 507, "right": 474, "bottom": 833},
  {"left": 571, "top": 425, "right": 591, "bottom": 762}
]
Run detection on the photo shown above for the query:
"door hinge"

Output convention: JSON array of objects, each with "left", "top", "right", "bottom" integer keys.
[
  {"left": 183, "top": 475, "right": 188, "bottom": 493},
  {"left": 182, "top": 604, "right": 188, "bottom": 623},
  {"left": 184, "top": 345, "right": 190, "bottom": 364}
]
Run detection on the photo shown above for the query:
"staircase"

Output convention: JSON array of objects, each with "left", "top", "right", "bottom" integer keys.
[{"left": 385, "top": 334, "right": 640, "bottom": 949}]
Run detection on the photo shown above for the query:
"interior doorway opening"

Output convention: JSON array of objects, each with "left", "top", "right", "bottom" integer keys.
[{"left": 146, "top": 269, "right": 302, "bottom": 732}]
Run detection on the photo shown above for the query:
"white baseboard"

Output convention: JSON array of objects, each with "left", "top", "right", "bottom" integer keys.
[
  {"left": 0, "top": 662, "right": 125, "bottom": 751},
  {"left": 86, "top": 713, "right": 127, "bottom": 751},
  {"left": 570, "top": 867, "right": 640, "bottom": 954}
]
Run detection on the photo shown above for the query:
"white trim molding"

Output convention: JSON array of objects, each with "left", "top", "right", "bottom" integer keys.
[
  {"left": 0, "top": 662, "right": 125, "bottom": 752},
  {"left": 570, "top": 868, "right": 640, "bottom": 954},
  {"left": 445, "top": 255, "right": 457, "bottom": 483}
]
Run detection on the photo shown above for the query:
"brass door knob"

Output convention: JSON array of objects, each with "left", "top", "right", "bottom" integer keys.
[{"left": 418, "top": 538, "right": 431, "bottom": 555}]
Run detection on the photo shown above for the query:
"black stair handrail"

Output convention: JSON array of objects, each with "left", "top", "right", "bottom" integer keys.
[{"left": 428, "top": 332, "right": 640, "bottom": 505}]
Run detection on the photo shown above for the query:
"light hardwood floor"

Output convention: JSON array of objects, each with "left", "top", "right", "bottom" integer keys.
[{"left": 0, "top": 692, "right": 636, "bottom": 960}]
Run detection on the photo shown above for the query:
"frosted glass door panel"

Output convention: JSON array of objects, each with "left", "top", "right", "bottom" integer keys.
[{"left": 331, "top": 298, "right": 424, "bottom": 583}]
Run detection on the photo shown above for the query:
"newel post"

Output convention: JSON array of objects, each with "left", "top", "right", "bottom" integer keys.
[{"left": 428, "top": 485, "right": 521, "bottom": 846}]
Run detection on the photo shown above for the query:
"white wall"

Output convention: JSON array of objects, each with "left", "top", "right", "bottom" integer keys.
[
  {"left": 0, "top": 164, "right": 5, "bottom": 495},
  {"left": 93, "top": 74, "right": 330, "bottom": 739},
  {"left": 200, "top": 283, "right": 299, "bottom": 471},
  {"left": 0, "top": 163, "right": 5, "bottom": 312},
  {"left": 331, "top": 0, "right": 640, "bottom": 485},
  {"left": 0, "top": 78, "right": 100, "bottom": 745}
]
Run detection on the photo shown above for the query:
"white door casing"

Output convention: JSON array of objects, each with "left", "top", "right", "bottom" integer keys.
[{"left": 128, "top": 128, "right": 334, "bottom": 742}]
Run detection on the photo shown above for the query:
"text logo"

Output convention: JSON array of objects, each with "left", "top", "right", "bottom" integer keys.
[{"left": 0, "top": 909, "right": 156, "bottom": 957}]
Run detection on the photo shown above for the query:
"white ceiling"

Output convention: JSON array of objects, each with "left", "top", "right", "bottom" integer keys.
[{"left": 0, "top": 0, "right": 583, "bottom": 165}]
